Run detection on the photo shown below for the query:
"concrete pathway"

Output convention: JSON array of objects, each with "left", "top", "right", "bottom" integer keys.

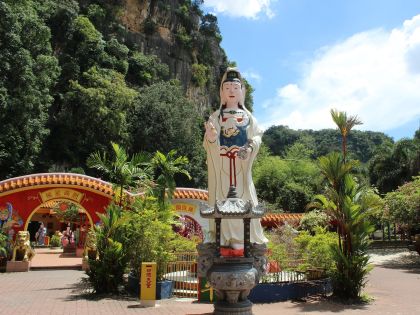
[
  {"left": 30, "top": 248, "right": 82, "bottom": 270},
  {"left": 0, "top": 249, "right": 419, "bottom": 314}
]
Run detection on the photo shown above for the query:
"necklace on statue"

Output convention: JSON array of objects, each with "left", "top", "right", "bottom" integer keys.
[{"left": 223, "top": 110, "right": 243, "bottom": 115}]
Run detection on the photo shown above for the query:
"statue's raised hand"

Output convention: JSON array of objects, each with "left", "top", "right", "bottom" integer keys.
[{"left": 205, "top": 117, "right": 218, "bottom": 143}]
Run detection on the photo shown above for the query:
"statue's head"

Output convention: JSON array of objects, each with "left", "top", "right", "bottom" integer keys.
[
  {"left": 17, "top": 231, "right": 29, "bottom": 243},
  {"left": 219, "top": 68, "right": 246, "bottom": 109}
]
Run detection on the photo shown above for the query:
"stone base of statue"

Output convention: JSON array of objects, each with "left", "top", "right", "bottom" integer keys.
[
  {"left": 209, "top": 257, "right": 256, "bottom": 315},
  {"left": 198, "top": 243, "right": 267, "bottom": 315},
  {"left": 6, "top": 260, "right": 30, "bottom": 272},
  {"left": 214, "top": 300, "right": 253, "bottom": 315}
]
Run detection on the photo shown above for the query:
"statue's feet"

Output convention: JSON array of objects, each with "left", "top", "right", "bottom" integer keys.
[{"left": 230, "top": 243, "right": 244, "bottom": 250}]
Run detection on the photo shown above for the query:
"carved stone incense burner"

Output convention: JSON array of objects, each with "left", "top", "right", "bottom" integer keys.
[{"left": 198, "top": 186, "right": 267, "bottom": 315}]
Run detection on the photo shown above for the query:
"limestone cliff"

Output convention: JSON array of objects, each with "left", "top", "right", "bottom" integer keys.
[{"left": 118, "top": 0, "right": 227, "bottom": 112}]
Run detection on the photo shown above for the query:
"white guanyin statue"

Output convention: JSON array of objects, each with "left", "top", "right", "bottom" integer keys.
[{"left": 203, "top": 68, "right": 268, "bottom": 249}]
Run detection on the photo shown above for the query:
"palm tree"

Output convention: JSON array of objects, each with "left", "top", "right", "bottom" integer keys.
[
  {"left": 307, "top": 110, "right": 374, "bottom": 299},
  {"left": 87, "top": 142, "right": 151, "bottom": 206},
  {"left": 87, "top": 203, "right": 128, "bottom": 293},
  {"left": 309, "top": 152, "right": 374, "bottom": 298},
  {"left": 330, "top": 109, "right": 362, "bottom": 162},
  {"left": 150, "top": 150, "right": 191, "bottom": 205}
]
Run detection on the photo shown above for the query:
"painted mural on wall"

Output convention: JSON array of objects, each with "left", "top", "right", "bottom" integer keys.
[
  {"left": 0, "top": 202, "right": 23, "bottom": 243},
  {"left": 0, "top": 202, "right": 23, "bottom": 230},
  {"left": 172, "top": 201, "right": 210, "bottom": 241}
]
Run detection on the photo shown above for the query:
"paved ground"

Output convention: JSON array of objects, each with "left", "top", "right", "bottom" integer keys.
[
  {"left": 30, "top": 248, "right": 82, "bottom": 269},
  {"left": 0, "top": 249, "right": 419, "bottom": 315}
]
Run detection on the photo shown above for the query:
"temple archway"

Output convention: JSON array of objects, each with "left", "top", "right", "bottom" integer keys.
[{"left": 0, "top": 173, "right": 113, "bottom": 243}]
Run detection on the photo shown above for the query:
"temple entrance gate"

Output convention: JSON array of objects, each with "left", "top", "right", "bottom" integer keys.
[{"left": 0, "top": 173, "right": 113, "bottom": 245}]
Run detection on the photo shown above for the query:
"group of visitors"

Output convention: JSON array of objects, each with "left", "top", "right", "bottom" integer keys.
[{"left": 35, "top": 222, "right": 85, "bottom": 247}]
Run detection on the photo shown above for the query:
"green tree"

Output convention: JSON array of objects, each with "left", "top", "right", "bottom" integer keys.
[
  {"left": 262, "top": 125, "right": 391, "bottom": 163},
  {"left": 243, "top": 77, "right": 254, "bottom": 113},
  {"left": 126, "top": 52, "right": 169, "bottom": 87},
  {"left": 369, "top": 138, "right": 420, "bottom": 194},
  {"left": 309, "top": 109, "right": 376, "bottom": 299},
  {"left": 44, "top": 67, "right": 137, "bottom": 169},
  {"left": 102, "top": 38, "right": 130, "bottom": 75},
  {"left": 330, "top": 109, "right": 362, "bottom": 162},
  {"left": 87, "top": 203, "right": 128, "bottom": 293},
  {"left": 253, "top": 153, "right": 322, "bottom": 212},
  {"left": 385, "top": 176, "right": 420, "bottom": 236},
  {"left": 0, "top": 0, "right": 60, "bottom": 178},
  {"left": 68, "top": 15, "right": 104, "bottom": 73},
  {"left": 128, "top": 81, "right": 206, "bottom": 187},
  {"left": 262, "top": 125, "right": 300, "bottom": 156},
  {"left": 150, "top": 150, "right": 191, "bottom": 206},
  {"left": 87, "top": 142, "right": 150, "bottom": 206},
  {"left": 124, "top": 196, "right": 177, "bottom": 280},
  {"left": 199, "top": 13, "right": 221, "bottom": 40},
  {"left": 309, "top": 153, "right": 374, "bottom": 299}
]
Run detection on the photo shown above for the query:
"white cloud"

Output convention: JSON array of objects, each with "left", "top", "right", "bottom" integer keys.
[
  {"left": 260, "top": 15, "right": 420, "bottom": 133},
  {"left": 242, "top": 70, "right": 262, "bottom": 83},
  {"left": 203, "top": 0, "right": 275, "bottom": 19}
]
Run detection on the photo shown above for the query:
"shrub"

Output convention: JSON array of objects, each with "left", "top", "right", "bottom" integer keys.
[
  {"left": 385, "top": 176, "right": 420, "bottom": 235},
  {"left": 266, "top": 224, "right": 300, "bottom": 269},
  {"left": 127, "top": 52, "right": 169, "bottom": 86},
  {"left": 295, "top": 227, "right": 336, "bottom": 274},
  {"left": 86, "top": 204, "right": 128, "bottom": 293},
  {"left": 0, "top": 232, "right": 8, "bottom": 258},
  {"left": 176, "top": 26, "right": 192, "bottom": 49},
  {"left": 124, "top": 197, "right": 177, "bottom": 281},
  {"left": 50, "top": 235, "right": 61, "bottom": 247},
  {"left": 299, "top": 210, "right": 330, "bottom": 233},
  {"left": 191, "top": 63, "right": 208, "bottom": 87}
]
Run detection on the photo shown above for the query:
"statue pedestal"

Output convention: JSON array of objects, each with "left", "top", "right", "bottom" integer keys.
[
  {"left": 6, "top": 261, "right": 30, "bottom": 272},
  {"left": 209, "top": 257, "right": 257, "bottom": 315}
]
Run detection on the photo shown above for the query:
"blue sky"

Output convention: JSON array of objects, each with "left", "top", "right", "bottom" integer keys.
[{"left": 203, "top": 0, "right": 420, "bottom": 140}]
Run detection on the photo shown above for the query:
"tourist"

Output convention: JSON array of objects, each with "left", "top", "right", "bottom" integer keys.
[{"left": 36, "top": 222, "right": 46, "bottom": 245}]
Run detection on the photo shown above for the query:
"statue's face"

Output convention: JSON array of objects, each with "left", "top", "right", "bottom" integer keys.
[{"left": 222, "top": 82, "right": 242, "bottom": 107}]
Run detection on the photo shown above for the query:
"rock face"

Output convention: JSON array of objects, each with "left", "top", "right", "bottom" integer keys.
[{"left": 119, "top": 0, "right": 227, "bottom": 112}]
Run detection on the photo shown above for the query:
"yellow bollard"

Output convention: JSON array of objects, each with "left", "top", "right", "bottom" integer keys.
[{"left": 140, "top": 262, "right": 157, "bottom": 307}]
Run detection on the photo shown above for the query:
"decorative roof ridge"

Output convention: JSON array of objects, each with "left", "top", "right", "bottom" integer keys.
[
  {"left": 264, "top": 213, "right": 304, "bottom": 216},
  {"left": 1, "top": 173, "right": 211, "bottom": 201},
  {"left": 174, "top": 188, "right": 209, "bottom": 193},
  {"left": 0, "top": 173, "right": 112, "bottom": 187},
  {"left": 0, "top": 173, "right": 113, "bottom": 196},
  {"left": 129, "top": 187, "right": 209, "bottom": 201}
]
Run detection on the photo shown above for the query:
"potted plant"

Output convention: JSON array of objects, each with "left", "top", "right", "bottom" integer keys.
[{"left": 50, "top": 234, "right": 62, "bottom": 248}]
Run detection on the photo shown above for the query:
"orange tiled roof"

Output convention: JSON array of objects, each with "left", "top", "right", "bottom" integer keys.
[
  {"left": 261, "top": 213, "right": 303, "bottom": 227},
  {"left": 0, "top": 173, "right": 210, "bottom": 201},
  {"left": 0, "top": 173, "right": 114, "bottom": 196},
  {"left": 173, "top": 188, "right": 208, "bottom": 201}
]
